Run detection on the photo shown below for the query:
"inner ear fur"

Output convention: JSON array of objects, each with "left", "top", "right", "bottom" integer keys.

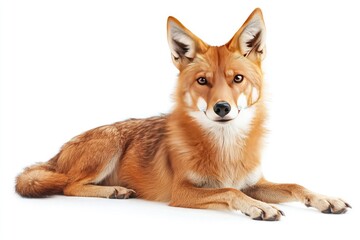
[
  {"left": 167, "top": 16, "right": 208, "bottom": 69},
  {"left": 226, "top": 8, "right": 266, "bottom": 63}
]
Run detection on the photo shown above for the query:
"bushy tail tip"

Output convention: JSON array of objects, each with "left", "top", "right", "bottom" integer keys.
[{"left": 15, "top": 164, "right": 68, "bottom": 198}]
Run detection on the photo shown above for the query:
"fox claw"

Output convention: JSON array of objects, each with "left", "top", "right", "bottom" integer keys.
[{"left": 279, "top": 210, "right": 285, "bottom": 216}]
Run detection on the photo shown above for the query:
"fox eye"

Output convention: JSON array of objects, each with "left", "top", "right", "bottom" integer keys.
[
  {"left": 197, "top": 77, "right": 207, "bottom": 85},
  {"left": 233, "top": 74, "right": 244, "bottom": 83}
]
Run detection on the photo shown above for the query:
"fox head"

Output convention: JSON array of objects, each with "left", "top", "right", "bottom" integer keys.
[{"left": 167, "top": 8, "right": 266, "bottom": 131}]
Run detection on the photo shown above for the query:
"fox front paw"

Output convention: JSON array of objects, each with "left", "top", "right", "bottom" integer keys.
[
  {"left": 305, "top": 195, "right": 351, "bottom": 214},
  {"left": 243, "top": 203, "right": 285, "bottom": 221}
]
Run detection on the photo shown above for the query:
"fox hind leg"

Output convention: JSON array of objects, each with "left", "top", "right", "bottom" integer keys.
[
  {"left": 64, "top": 183, "right": 136, "bottom": 199},
  {"left": 61, "top": 152, "right": 136, "bottom": 199},
  {"left": 59, "top": 125, "right": 136, "bottom": 199}
]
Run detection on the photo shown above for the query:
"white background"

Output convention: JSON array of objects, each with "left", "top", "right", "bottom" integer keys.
[{"left": 1, "top": 0, "right": 359, "bottom": 239}]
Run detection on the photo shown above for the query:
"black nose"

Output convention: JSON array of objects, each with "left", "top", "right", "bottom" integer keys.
[{"left": 213, "top": 101, "right": 231, "bottom": 118}]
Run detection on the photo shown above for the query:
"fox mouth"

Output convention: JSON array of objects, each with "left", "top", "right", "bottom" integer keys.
[
  {"left": 201, "top": 107, "right": 241, "bottom": 123},
  {"left": 214, "top": 119, "right": 233, "bottom": 123},
  {"left": 203, "top": 111, "right": 235, "bottom": 123},
  {"left": 215, "top": 109, "right": 241, "bottom": 123}
]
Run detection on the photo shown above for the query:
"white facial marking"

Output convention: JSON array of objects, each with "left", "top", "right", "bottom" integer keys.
[
  {"left": 197, "top": 97, "right": 207, "bottom": 112},
  {"left": 184, "top": 93, "right": 193, "bottom": 107},
  {"left": 226, "top": 69, "right": 234, "bottom": 77},
  {"left": 188, "top": 105, "right": 256, "bottom": 143},
  {"left": 237, "top": 93, "right": 248, "bottom": 110},
  {"left": 252, "top": 88, "right": 259, "bottom": 103},
  {"left": 205, "top": 105, "right": 220, "bottom": 120},
  {"left": 226, "top": 104, "right": 240, "bottom": 119}
]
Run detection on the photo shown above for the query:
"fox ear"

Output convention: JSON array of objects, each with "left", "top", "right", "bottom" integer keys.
[
  {"left": 226, "top": 8, "right": 266, "bottom": 63},
  {"left": 167, "top": 17, "right": 208, "bottom": 69}
]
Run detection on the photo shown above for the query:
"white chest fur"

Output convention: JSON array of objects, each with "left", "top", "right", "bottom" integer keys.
[{"left": 186, "top": 166, "right": 262, "bottom": 190}]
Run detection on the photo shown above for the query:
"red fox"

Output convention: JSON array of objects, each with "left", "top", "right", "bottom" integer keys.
[{"left": 15, "top": 8, "right": 350, "bottom": 220}]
